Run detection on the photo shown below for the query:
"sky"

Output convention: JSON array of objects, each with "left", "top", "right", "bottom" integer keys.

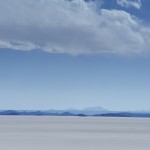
[{"left": 0, "top": 0, "right": 150, "bottom": 111}]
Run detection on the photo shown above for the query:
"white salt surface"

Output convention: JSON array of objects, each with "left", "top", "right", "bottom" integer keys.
[{"left": 0, "top": 116, "right": 150, "bottom": 150}]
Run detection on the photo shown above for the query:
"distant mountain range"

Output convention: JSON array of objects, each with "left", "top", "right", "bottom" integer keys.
[
  {"left": 46, "top": 106, "right": 108, "bottom": 115},
  {"left": 0, "top": 107, "right": 150, "bottom": 118}
]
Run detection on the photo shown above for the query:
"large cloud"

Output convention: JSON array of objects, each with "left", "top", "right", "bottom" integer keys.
[{"left": 0, "top": 0, "right": 149, "bottom": 55}]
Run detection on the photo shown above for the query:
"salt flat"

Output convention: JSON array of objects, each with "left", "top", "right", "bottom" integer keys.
[{"left": 0, "top": 116, "right": 150, "bottom": 150}]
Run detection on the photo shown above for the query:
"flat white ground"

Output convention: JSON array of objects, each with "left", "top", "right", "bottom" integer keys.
[{"left": 0, "top": 116, "right": 150, "bottom": 150}]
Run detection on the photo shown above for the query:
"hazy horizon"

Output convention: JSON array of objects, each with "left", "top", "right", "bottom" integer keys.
[{"left": 0, "top": 106, "right": 150, "bottom": 112}]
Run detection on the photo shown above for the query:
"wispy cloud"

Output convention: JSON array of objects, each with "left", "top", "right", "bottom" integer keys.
[
  {"left": 117, "top": 0, "right": 142, "bottom": 9},
  {"left": 0, "top": 0, "right": 149, "bottom": 55}
]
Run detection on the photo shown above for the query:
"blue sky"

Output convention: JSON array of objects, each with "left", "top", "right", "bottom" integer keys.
[{"left": 0, "top": 0, "right": 150, "bottom": 111}]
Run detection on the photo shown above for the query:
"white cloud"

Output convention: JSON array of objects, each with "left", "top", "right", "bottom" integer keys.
[
  {"left": 117, "top": 0, "right": 142, "bottom": 9},
  {"left": 0, "top": 0, "right": 149, "bottom": 55}
]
